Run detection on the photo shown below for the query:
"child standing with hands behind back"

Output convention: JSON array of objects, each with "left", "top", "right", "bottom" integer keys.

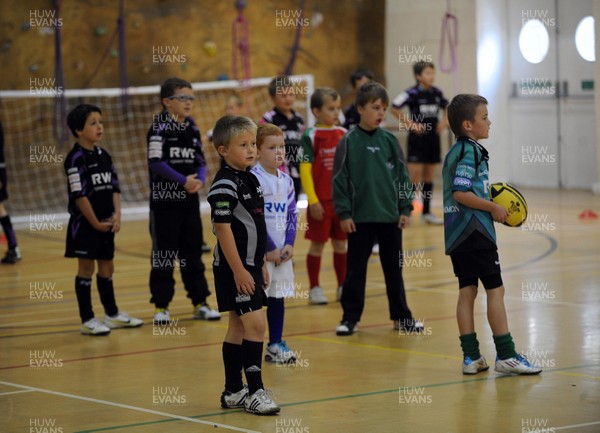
[{"left": 443, "top": 94, "right": 541, "bottom": 375}]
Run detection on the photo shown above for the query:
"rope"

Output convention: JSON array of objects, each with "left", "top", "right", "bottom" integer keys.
[
  {"left": 439, "top": 0, "right": 459, "bottom": 94},
  {"left": 81, "top": 27, "right": 118, "bottom": 89},
  {"left": 53, "top": 0, "right": 69, "bottom": 144},
  {"left": 232, "top": 0, "right": 251, "bottom": 84},
  {"left": 118, "top": 0, "right": 129, "bottom": 112},
  {"left": 283, "top": 0, "right": 306, "bottom": 75}
]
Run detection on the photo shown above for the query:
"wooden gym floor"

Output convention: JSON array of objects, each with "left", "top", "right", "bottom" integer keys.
[{"left": 1, "top": 188, "right": 599, "bottom": 433}]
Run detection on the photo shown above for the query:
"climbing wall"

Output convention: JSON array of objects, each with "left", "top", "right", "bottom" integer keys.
[{"left": 0, "top": 0, "right": 384, "bottom": 100}]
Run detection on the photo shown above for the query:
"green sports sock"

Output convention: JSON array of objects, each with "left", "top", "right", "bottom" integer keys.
[
  {"left": 459, "top": 333, "right": 481, "bottom": 360},
  {"left": 493, "top": 333, "right": 518, "bottom": 360}
]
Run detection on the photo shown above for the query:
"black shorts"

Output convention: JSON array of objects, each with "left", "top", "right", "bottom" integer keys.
[
  {"left": 0, "top": 168, "right": 7, "bottom": 201},
  {"left": 407, "top": 133, "right": 441, "bottom": 164},
  {"left": 65, "top": 216, "right": 115, "bottom": 260},
  {"left": 213, "top": 265, "right": 267, "bottom": 315},
  {"left": 450, "top": 249, "right": 502, "bottom": 289}
]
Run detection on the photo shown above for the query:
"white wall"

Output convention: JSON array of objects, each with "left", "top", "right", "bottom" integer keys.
[
  {"left": 384, "top": 0, "right": 478, "bottom": 156},
  {"left": 386, "top": 0, "right": 599, "bottom": 190},
  {"left": 475, "top": 0, "right": 510, "bottom": 181},
  {"left": 594, "top": 0, "right": 600, "bottom": 194}
]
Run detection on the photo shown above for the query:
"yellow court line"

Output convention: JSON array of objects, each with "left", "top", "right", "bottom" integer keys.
[
  {"left": 555, "top": 371, "right": 600, "bottom": 381},
  {"left": 296, "top": 335, "right": 462, "bottom": 360}
]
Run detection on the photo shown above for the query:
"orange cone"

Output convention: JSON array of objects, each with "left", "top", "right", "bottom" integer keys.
[
  {"left": 412, "top": 200, "right": 423, "bottom": 214},
  {"left": 578, "top": 209, "right": 598, "bottom": 220}
]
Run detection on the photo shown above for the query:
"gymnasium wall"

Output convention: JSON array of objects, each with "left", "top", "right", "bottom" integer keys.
[
  {"left": 0, "top": 0, "right": 384, "bottom": 105},
  {"left": 595, "top": 0, "right": 600, "bottom": 194},
  {"left": 384, "top": 0, "right": 478, "bottom": 178}
]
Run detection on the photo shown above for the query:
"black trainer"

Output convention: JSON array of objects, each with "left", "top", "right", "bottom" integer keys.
[
  {"left": 1, "top": 247, "right": 22, "bottom": 264},
  {"left": 336, "top": 320, "right": 358, "bottom": 336}
]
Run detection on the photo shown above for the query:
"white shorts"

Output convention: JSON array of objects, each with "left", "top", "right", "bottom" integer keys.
[{"left": 265, "top": 260, "right": 295, "bottom": 299}]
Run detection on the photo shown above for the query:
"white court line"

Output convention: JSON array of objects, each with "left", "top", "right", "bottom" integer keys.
[
  {"left": 0, "top": 389, "right": 35, "bottom": 396},
  {"left": 555, "top": 420, "right": 600, "bottom": 431},
  {"left": 0, "top": 380, "right": 261, "bottom": 433}
]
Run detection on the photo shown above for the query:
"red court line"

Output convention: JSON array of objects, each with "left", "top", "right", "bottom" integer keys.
[
  {"left": 0, "top": 341, "right": 220, "bottom": 370},
  {"left": 1, "top": 305, "right": 540, "bottom": 370},
  {"left": 0, "top": 312, "right": 462, "bottom": 371}
]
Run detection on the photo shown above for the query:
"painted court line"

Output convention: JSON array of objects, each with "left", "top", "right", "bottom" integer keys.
[
  {"left": 297, "top": 335, "right": 463, "bottom": 360},
  {"left": 61, "top": 365, "right": 600, "bottom": 433},
  {"left": 0, "top": 380, "right": 260, "bottom": 433},
  {"left": 555, "top": 371, "right": 600, "bottom": 381},
  {"left": 554, "top": 421, "right": 600, "bottom": 431},
  {"left": 0, "top": 389, "right": 35, "bottom": 396}
]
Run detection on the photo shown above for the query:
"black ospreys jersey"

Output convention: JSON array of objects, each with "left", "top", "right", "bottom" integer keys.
[
  {"left": 207, "top": 163, "right": 267, "bottom": 269},
  {"left": 147, "top": 110, "right": 206, "bottom": 210},
  {"left": 261, "top": 107, "right": 304, "bottom": 171},
  {"left": 343, "top": 104, "right": 360, "bottom": 129},
  {"left": 64, "top": 143, "right": 120, "bottom": 220},
  {"left": 392, "top": 85, "right": 448, "bottom": 134}
]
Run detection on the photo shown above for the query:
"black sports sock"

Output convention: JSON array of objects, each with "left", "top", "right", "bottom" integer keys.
[
  {"left": 423, "top": 182, "right": 433, "bottom": 215},
  {"left": 75, "top": 277, "right": 94, "bottom": 323},
  {"left": 242, "top": 339, "right": 264, "bottom": 395},
  {"left": 96, "top": 275, "right": 119, "bottom": 317},
  {"left": 222, "top": 342, "right": 243, "bottom": 392},
  {"left": 0, "top": 215, "right": 17, "bottom": 249}
]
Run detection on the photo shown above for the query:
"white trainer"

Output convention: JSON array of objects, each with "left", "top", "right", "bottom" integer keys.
[
  {"left": 104, "top": 312, "right": 143, "bottom": 329},
  {"left": 462, "top": 356, "right": 490, "bottom": 374},
  {"left": 81, "top": 318, "right": 111, "bottom": 336},
  {"left": 309, "top": 286, "right": 328, "bottom": 305},
  {"left": 495, "top": 354, "right": 542, "bottom": 375},
  {"left": 422, "top": 213, "right": 443, "bottom": 225},
  {"left": 153, "top": 308, "right": 170, "bottom": 325},
  {"left": 220, "top": 385, "right": 248, "bottom": 409},
  {"left": 193, "top": 303, "right": 221, "bottom": 320},
  {"left": 244, "top": 388, "right": 280, "bottom": 415},
  {"left": 265, "top": 341, "right": 297, "bottom": 363}
]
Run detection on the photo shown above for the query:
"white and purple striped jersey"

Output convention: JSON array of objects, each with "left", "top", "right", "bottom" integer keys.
[{"left": 251, "top": 162, "right": 297, "bottom": 251}]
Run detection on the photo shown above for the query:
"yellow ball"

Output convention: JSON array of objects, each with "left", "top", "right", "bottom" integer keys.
[
  {"left": 203, "top": 41, "right": 217, "bottom": 57},
  {"left": 490, "top": 182, "right": 528, "bottom": 227}
]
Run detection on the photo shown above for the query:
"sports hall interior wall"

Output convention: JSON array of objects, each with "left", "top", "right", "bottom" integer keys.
[
  {"left": 0, "top": 0, "right": 384, "bottom": 100},
  {"left": 0, "top": 0, "right": 384, "bottom": 215}
]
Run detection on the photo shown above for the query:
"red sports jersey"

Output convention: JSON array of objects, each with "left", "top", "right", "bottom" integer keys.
[{"left": 299, "top": 126, "right": 346, "bottom": 202}]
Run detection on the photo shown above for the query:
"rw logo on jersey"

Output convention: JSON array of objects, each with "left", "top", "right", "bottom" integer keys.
[
  {"left": 265, "top": 202, "right": 287, "bottom": 213},
  {"left": 169, "top": 147, "right": 195, "bottom": 159},
  {"left": 419, "top": 104, "right": 439, "bottom": 117},
  {"left": 91, "top": 172, "right": 111, "bottom": 185}
]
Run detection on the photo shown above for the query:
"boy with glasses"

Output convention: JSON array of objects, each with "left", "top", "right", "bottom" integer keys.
[{"left": 147, "top": 77, "right": 220, "bottom": 324}]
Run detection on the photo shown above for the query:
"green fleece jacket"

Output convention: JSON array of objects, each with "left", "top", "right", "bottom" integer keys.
[{"left": 332, "top": 126, "right": 413, "bottom": 223}]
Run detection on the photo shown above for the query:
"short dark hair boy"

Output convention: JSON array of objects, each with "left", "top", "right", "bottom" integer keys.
[
  {"left": 332, "top": 82, "right": 422, "bottom": 336},
  {"left": 64, "top": 103, "right": 143, "bottom": 335},
  {"left": 442, "top": 93, "right": 542, "bottom": 375}
]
